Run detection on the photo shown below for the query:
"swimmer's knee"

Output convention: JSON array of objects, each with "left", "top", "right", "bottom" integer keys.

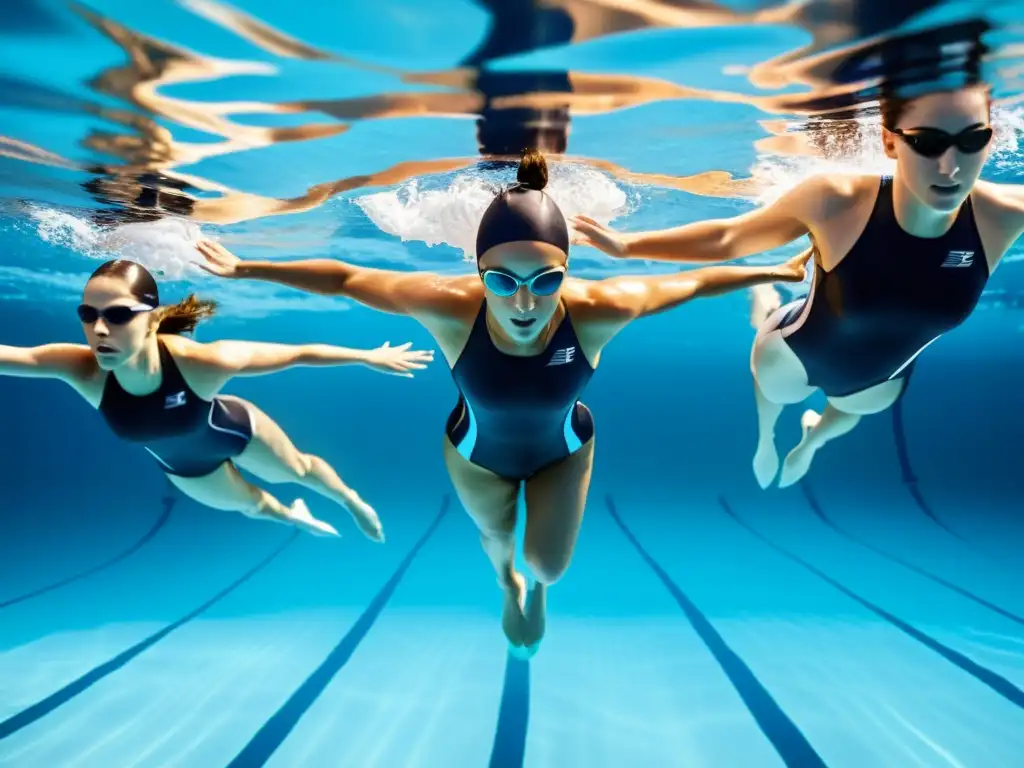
[
  {"left": 523, "top": 544, "right": 571, "bottom": 585},
  {"left": 284, "top": 453, "right": 314, "bottom": 481}
]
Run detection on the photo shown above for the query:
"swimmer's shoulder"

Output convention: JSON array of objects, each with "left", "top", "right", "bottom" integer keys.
[
  {"left": 38, "top": 344, "right": 106, "bottom": 405},
  {"left": 793, "top": 173, "right": 878, "bottom": 221},
  {"left": 561, "top": 277, "right": 634, "bottom": 325},
  {"left": 968, "top": 180, "right": 1024, "bottom": 268},
  {"left": 971, "top": 179, "right": 1024, "bottom": 219}
]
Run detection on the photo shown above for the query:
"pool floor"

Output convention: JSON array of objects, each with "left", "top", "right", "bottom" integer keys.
[{"left": 1, "top": 483, "right": 1022, "bottom": 767}]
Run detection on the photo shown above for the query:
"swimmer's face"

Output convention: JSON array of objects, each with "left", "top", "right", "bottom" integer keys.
[
  {"left": 80, "top": 276, "right": 155, "bottom": 370},
  {"left": 478, "top": 241, "right": 568, "bottom": 343},
  {"left": 883, "top": 87, "right": 992, "bottom": 213}
]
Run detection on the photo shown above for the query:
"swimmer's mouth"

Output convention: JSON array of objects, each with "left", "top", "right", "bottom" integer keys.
[
  {"left": 510, "top": 318, "right": 537, "bottom": 328},
  {"left": 96, "top": 344, "right": 118, "bottom": 354},
  {"left": 931, "top": 183, "right": 961, "bottom": 195}
]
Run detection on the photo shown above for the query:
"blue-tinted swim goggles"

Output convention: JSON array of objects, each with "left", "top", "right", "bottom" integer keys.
[{"left": 480, "top": 266, "right": 566, "bottom": 298}]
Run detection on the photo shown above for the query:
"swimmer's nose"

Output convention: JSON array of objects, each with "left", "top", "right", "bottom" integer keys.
[
  {"left": 94, "top": 319, "right": 110, "bottom": 336},
  {"left": 937, "top": 146, "right": 960, "bottom": 178},
  {"left": 513, "top": 289, "right": 536, "bottom": 313}
]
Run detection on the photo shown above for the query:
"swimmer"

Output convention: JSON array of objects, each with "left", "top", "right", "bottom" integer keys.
[
  {"left": 572, "top": 85, "right": 1024, "bottom": 489},
  {"left": 0, "top": 259, "right": 432, "bottom": 539},
  {"left": 197, "top": 149, "right": 808, "bottom": 655}
]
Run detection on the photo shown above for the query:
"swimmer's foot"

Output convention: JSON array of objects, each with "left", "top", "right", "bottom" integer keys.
[
  {"left": 285, "top": 499, "right": 339, "bottom": 537},
  {"left": 753, "top": 436, "right": 780, "bottom": 489},
  {"left": 519, "top": 581, "right": 546, "bottom": 655},
  {"left": 343, "top": 491, "right": 385, "bottom": 543},
  {"left": 501, "top": 570, "right": 527, "bottom": 648},
  {"left": 778, "top": 409, "right": 821, "bottom": 488}
]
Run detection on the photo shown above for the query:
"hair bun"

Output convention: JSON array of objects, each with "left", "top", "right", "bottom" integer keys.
[{"left": 516, "top": 149, "right": 548, "bottom": 191}]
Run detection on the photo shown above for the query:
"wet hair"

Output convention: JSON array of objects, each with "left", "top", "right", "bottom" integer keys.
[
  {"left": 88, "top": 259, "right": 216, "bottom": 335},
  {"left": 876, "top": 23, "right": 991, "bottom": 131},
  {"left": 879, "top": 85, "right": 993, "bottom": 131},
  {"left": 475, "top": 149, "right": 569, "bottom": 262}
]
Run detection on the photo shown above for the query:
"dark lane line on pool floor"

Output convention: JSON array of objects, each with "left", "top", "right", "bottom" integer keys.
[
  {"left": 800, "top": 482, "right": 1024, "bottom": 629},
  {"left": 718, "top": 496, "right": 1024, "bottom": 711},
  {"left": 225, "top": 495, "right": 450, "bottom": 768},
  {"left": 605, "top": 495, "right": 828, "bottom": 768},
  {"left": 489, "top": 653, "right": 530, "bottom": 768},
  {"left": 0, "top": 493, "right": 175, "bottom": 611},
  {"left": 0, "top": 528, "right": 300, "bottom": 741},
  {"left": 891, "top": 400, "right": 967, "bottom": 543}
]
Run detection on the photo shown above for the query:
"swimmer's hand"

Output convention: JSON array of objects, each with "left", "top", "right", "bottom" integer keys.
[
  {"left": 361, "top": 341, "right": 434, "bottom": 377},
  {"left": 570, "top": 215, "right": 628, "bottom": 257},
  {"left": 196, "top": 238, "right": 241, "bottom": 277},
  {"left": 774, "top": 246, "right": 813, "bottom": 283}
]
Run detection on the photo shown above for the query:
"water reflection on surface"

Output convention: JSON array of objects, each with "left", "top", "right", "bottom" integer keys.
[{"left": 0, "top": 0, "right": 1020, "bottom": 268}]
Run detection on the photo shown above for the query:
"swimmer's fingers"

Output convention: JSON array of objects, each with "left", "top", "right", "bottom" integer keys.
[
  {"left": 196, "top": 238, "right": 240, "bottom": 276},
  {"left": 569, "top": 215, "right": 625, "bottom": 256},
  {"left": 777, "top": 246, "right": 814, "bottom": 282}
]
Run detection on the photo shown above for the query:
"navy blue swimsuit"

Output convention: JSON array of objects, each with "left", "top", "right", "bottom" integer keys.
[
  {"left": 446, "top": 303, "right": 595, "bottom": 480},
  {"left": 776, "top": 176, "right": 990, "bottom": 397},
  {"left": 99, "top": 340, "right": 254, "bottom": 477}
]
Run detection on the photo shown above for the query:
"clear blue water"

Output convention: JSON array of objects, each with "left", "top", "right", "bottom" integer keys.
[{"left": 2, "top": 1, "right": 1024, "bottom": 766}]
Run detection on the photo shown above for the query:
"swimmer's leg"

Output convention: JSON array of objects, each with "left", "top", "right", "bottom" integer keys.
[
  {"left": 443, "top": 437, "right": 524, "bottom": 646},
  {"left": 227, "top": 397, "right": 383, "bottom": 542},
  {"left": 778, "top": 378, "right": 906, "bottom": 488},
  {"left": 167, "top": 462, "right": 338, "bottom": 537},
  {"left": 750, "top": 302, "right": 815, "bottom": 488},
  {"left": 520, "top": 437, "right": 596, "bottom": 655},
  {"left": 750, "top": 284, "right": 782, "bottom": 330}
]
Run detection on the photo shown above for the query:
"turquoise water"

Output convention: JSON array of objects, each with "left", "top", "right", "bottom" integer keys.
[{"left": 2, "top": 1, "right": 1024, "bottom": 766}]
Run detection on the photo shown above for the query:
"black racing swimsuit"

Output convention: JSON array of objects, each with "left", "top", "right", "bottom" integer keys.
[
  {"left": 446, "top": 303, "right": 595, "bottom": 480},
  {"left": 98, "top": 340, "right": 254, "bottom": 477},
  {"left": 776, "top": 176, "right": 990, "bottom": 397}
]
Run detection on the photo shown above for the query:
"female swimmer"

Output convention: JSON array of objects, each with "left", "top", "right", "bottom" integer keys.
[
  {"left": 0, "top": 259, "right": 432, "bottom": 539},
  {"left": 572, "top": 85, "right": 1024, "bottom": 488},
  {"left": 197, "top": 149, "right": 808, "bottom": 655}
]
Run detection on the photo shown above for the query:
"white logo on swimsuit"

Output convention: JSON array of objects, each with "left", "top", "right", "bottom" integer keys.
[
  {"left": 164, "top": 391, "right": 187, "bottom": 409},
  {"left": 546, "top": 347, "right": 576, "bottom": 366},
  {"left": 942, "top": 250, "right": 974, "bottom": 268}
]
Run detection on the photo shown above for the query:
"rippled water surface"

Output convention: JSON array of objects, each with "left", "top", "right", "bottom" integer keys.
[{"left": 1, "top": 0, "right": 1022, "bottom": 311}]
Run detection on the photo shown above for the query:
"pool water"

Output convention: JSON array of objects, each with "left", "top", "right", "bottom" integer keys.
[{"left": 1, "top": 1, "right": 1024, "bottom": 766}]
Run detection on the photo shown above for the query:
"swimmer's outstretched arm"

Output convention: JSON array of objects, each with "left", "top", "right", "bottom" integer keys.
[
  {"left": 595, "top": 248, "right": 809, "bottom": 317},
  {"left": 569, "top": 249, "right": 810, "bottom": 348},
  {"left": 0, "top": 343, "right": 91, "bottom": 381},
  {"left": 196, "top": 239, "right": 467, "bottom": 319},
  {"left": 571, "top": 175, "right": 830, "bottom": 263},
  {"left": 175, "top": 338, "right": 433, "bottom": 384}
]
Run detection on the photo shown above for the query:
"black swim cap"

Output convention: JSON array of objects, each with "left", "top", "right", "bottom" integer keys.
[
  {"left": 475, "top": 150, "right": 569, "bottom": 261},
  {"left": 89, "top": 259, "right": 160, "bottom": 307}
]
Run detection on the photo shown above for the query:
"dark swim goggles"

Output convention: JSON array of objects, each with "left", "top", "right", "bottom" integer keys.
[
  {"left": 480, "top": 266, "right": 566, "bottom": 297},
  {"left": 77, "top": 303, "right": 154, "bottom": 325},
  {"left": 891, "top": 126, "right": 993, "bottom": 158}
]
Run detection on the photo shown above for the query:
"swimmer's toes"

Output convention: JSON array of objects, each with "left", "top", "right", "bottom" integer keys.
[
  {"left": 753, "top": 444, "right": 779, "bottom": 489},
  {"left": 778, "top": 446, "right": 814, "bottom": 489}
]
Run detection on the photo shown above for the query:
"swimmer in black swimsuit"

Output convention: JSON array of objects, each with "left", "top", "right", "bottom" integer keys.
[
  {"left": 0, "top": 259, "right": 432, "bottom": 538},
  {"left": 197, "top": 149, "right": 809, "bottom": 655},
  {"left": 572, "top": 83, "right": 1024, "bottom": 488}
]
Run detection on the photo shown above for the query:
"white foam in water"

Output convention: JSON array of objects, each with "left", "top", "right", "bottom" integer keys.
[
  {"left": 29, "top": 207, "right": 205, "bottom": 280},
  {"left": 354, "top": 162, "right": 631, "bottom": 260}
]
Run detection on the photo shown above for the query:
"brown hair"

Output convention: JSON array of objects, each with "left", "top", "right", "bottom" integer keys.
[
  {"left": 89, "top": 259, "right": 217, "bottom": 335},
  {"left": 151, "top": 294, "right": 217, "bottom": 335},
  {"left": 880, "top": 86, "right": 992, "bottom": 131},
  {"left": 516, "top": 148, "right": 548, "bottom": 191}
]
